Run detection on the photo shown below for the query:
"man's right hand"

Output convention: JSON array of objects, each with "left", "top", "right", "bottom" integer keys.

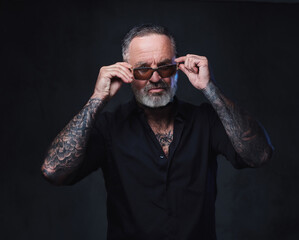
[{"left": 91, "top": 62, "right": 133, "bottom": 100}]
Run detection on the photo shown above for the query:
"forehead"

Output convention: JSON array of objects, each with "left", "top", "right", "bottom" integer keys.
[{"left": 128, "top": 34, "right": 175, "bottom": 65}]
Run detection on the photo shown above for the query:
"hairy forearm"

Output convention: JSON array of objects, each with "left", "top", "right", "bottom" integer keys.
[
  {"left": 41, "top": 98, "right": 105, "bottom": 185},
  {"left": 202, "top": 81, "right": 273, "bottom": 167}
]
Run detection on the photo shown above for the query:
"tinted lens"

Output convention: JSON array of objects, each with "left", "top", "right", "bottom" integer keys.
[
  {"left": 133, "top": 64, "right": 177, "bottom": 80},
  {"left": 133, "top": 67, "right": 153, "bottom": 80},
  {"left": 157, "top": 65, "right": 177, "bottom": 78}
]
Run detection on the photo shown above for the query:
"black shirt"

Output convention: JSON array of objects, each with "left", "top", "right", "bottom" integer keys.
[{"left": 72, "top": 97, "right": 251, "bottom": 240}]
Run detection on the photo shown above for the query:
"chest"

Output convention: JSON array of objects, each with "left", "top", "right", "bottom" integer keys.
[
  {"left": 104, "top": 114, "right": 215, "bottom": 198},
  {"left": 148, "top": 122, "right": 174, "bottom": 157}
]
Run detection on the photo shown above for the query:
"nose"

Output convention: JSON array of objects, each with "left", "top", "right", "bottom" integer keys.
[{"left": 149, "top": 70, "right": 161, "bottom": 83}]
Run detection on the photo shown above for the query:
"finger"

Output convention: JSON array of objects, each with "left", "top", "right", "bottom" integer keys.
[
  {"left": 175, "top": 56, "right": 186, "bottom": 63},
  {"left": 190, "top": 58, "right": 199, "bottom": 74},
  {"left": 185, "top": 54, "right": 208, "bottom": 66},
  {"left": 178, "top": 64, "right": 190, "bottom": 76},
  {"left": 116, "top": 62, "right": 133, "bottom": 70},
  {"left": 185, "top": 57, "right": 195, "bottom": 73},
  {"left": 186, "top": 54, "right": 206, "bottom": 60},
  {"left": 110, "top": 78, "right": 123, "bottom": 96},
  {"left": 112, "top": 64, "right": 133, "bottom": 78},
  {"left": 197, "top": 58, "right": 208, "bottom": 67},
  {"left": 190, "top": 56, "right": 208, "bottom": 67},
  {"left": 107, "top": 66, "right": 133, "bottom": 83},
  {"left": 106, "top": 69, "right": 132, "bottom": 83}
]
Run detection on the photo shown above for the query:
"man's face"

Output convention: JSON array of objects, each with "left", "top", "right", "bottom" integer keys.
[{"left": 127, "top": 34, "right": 177, "bottom": 108}]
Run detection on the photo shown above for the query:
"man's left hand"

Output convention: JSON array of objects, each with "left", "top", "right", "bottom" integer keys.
[{"left": 175, "top": 54, "right": 210, "bottom": 90}]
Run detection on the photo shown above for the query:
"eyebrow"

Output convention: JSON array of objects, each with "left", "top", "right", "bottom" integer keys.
[
  {"left": 134, "top": 58, "right": 173, "bottom": 68},
  {"left": 157, "top": 59, "right": 173, "bottom": 67}
]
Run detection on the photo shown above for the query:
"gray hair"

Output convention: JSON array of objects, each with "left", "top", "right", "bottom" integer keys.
[{"left": 122, "top": 24, "right": 177, "bottom": 62}]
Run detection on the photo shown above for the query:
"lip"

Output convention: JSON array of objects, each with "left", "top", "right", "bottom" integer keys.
[{"left": 148, "top": 88, "right": 165, "bottom": 93}]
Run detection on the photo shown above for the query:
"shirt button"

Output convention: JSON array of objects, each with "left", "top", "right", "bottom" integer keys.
[{"left": 159, "top": 155, "right": 164, "bottom": 159}]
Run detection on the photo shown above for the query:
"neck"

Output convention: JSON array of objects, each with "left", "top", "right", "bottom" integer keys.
[{"left": 138, "top": 101, "right": 175, "bottom": 127}]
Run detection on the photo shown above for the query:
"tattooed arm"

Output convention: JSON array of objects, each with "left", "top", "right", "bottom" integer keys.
[
  {"left": 42, "top": 61, "right": 133, "bottom": 185},
  {"left": 176, "top": 54, "right": 273, "bottom": 167},
  {"left": 41, "top": 98, "right": 106, "bottom": 185},
  {"left": 202, "top": 81, "right": 273, "bottom": 167}
]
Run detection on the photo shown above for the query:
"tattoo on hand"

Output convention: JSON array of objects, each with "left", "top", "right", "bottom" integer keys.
[{"left": 42, "top": 98, "right": 105, "bottom": 183}]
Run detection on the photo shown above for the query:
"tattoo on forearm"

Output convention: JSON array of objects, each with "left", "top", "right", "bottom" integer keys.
[
  {"left": 155, "top": 130, "right": 173, "bottom": 157},
  {"left": 42, "top": 98, "right": 105, "bottom": 183},
  {"left": 202, "top": 81, "right": 273, "bottom": 166}
]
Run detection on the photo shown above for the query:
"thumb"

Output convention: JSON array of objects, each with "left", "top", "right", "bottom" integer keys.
[
  {"left": 109, "top": 78, "right": 123, "bottom": 97},
  {"left": 178, "top": 64, "right": 191, "bottom": 77}
]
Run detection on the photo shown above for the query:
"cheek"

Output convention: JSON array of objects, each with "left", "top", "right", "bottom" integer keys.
[
  {"left": 164, "top": 78, "right": 172, "bottom": 87},
  {"left": 131, "top": 80, "right": 147, "bottom": 91}
]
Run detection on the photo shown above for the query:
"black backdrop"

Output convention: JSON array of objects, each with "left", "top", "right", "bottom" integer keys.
[{"left": 1, "top": 0, "right": 299, "bottom": 239}]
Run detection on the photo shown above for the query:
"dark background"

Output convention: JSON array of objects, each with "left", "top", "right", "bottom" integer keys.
[{"left": 1, "top": 0, "right": 299, "bottom": 239}]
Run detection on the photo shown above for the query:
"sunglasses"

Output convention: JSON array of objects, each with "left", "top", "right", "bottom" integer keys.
[{"left": 132, "top": 63, "right": 179, "bottom": 80}]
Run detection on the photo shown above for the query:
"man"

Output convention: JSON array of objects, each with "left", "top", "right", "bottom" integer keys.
[{"left": 42, "top": 24, "right": 273, "bottom": 239}]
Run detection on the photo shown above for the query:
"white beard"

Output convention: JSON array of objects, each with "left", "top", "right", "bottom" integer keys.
[{"left": 131, "top": 75, "right": 178, "bottom": 108}]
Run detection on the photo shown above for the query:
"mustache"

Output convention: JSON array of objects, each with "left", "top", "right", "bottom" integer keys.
[{"left": 143, "top": 80, "right": 169, "bottom": 92}]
